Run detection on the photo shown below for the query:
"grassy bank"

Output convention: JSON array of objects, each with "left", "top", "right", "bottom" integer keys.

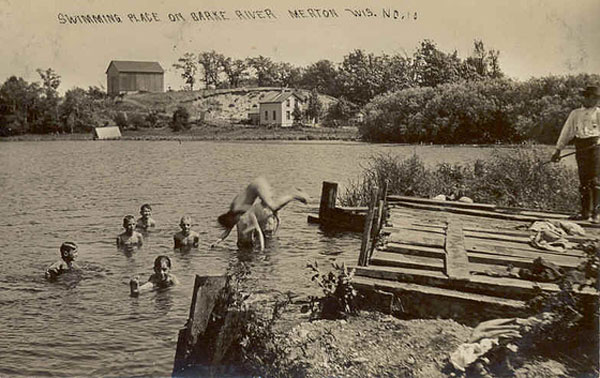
[
  {"left": 0, "top": 125, "right": 359, "bottom": 142},
  {"left": 340, "top": 146, "right": 579, "bottom": 213}
]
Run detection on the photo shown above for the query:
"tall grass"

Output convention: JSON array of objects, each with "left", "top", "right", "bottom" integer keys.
[{"left": 340, "top": 146, "right": 579, "bottom": 213}]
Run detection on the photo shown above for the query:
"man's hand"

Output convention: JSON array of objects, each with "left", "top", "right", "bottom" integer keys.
[{"left": 551, "top": 150, "right": 561, "bottom": 163}]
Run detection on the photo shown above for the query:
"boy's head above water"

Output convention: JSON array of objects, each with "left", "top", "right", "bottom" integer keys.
[
  {"left": 123, "top": 215, "right": 136, "bottom": 230},
  {"left": 140, "top": 204, "right": 153, "bottom": 218},
  {"left": 179, "top": 215, "right": 192, "bottom": 233},
  {"left": 153, "top": 255, "right": 172, "bottom": 282},
  {"left": 60, "top": 241, "right": 78, "bottom": 262}
]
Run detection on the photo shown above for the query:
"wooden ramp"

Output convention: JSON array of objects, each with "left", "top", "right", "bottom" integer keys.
[{"left": 352, "top": 194, "right": 600, "bottom": 323}]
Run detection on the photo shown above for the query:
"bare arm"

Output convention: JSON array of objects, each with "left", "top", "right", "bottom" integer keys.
[
  {"left": 130, "top": 276, "right": 154, "bottom": 297},
  {"left": 242, "top": 212, "right": 264, "bottom": 251},
  {"left": 211, "top": 227, "right": 233, "bottom": 248}
]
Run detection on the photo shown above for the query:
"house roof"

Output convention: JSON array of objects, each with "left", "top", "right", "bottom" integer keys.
[
  {"left": 259, "top": 91, "right": 303, "bottom": 104},
  {"left": 106, "top": 61, "right": 164, "bottom": 74}
]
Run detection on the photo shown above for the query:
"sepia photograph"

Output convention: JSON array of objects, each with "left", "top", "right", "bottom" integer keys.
[{"left": 1, "top": 0, "right": 599, "bottom": 376}]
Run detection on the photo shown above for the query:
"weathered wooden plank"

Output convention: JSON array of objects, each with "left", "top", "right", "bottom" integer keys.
[
  {"left": 464, "top": 239, "right": 586, "bottom": 259},
  {"left": 354, "top": 265, "right": 597, "bottom": 299},
  {"left": 383, "top": 224, "right": 447, "bottom": 235},
  {"left": 444, "top": 220, "right": 470, "bottom": 280},
  {"left": 358, "top": 189, "right": 378, "bottom": 267},
  {"left": 352, "top": 275, "right": 526, "bottom": 309},
  {"left": 465, "top": 230, "right": 592, "bottom": 245},
  {"left": 387, "top": 216, "right": 447, "bottom": 229},
  {"left": 467, "top": 251, "right": 582, "bottom": 270},
  {"left": 384, "top": 242, "right": 446, "bottom": 259},
  {"left": 386, "top": 231, "right": 446, "bottom": 248},
  {"left": 370, "top": 250, "right": 445, "bottom": 271},
  {"left": 387, "top": 195, "right": 573, "bottom": 217},
  {"left": 380, "top": 242, "right": 582, "bottom": 270},
  {"left": 391, "top": 201, "right": 543, "bottom": 222},
  {"left": 353, "top": 275, "right": 529, "bottom": 324}
]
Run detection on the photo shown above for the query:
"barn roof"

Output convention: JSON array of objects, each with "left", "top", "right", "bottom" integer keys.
[
  {"left": 259, "top": 91, "right": 303, "bottom": 104},
  {"left": 106, "top": 61, "right": 164, "bottom": 74}
]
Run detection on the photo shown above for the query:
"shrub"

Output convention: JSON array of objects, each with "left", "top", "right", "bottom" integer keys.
[
  {"left": 171, "top": 106, "right": 190, "bottom": 131},
  {"left": 305, "top": 261, "right": 358, "bottom": 320},
  {"left": 340, "top": 146, "right": 579, "bottom": 212},
  {"left": 128, "top": 113, "right": 147, "bottom": 129},
  {"left": 113, "top": 111, "right": 128, "bottom": 128}
]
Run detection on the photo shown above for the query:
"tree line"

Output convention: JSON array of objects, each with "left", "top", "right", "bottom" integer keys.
[
  {"left": 173, "top": 39, "right": 503, "bottom": 107},
  {"left": 1, "top": 38, "right": 597, "bottom": 142},
  {"left": 360, "top": 73, "right": 600, "bottom": 144}
]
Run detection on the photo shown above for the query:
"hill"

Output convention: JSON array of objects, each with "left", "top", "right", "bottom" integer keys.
[{"left": 113, "top": 87, "right": 339, "bottom": 125}]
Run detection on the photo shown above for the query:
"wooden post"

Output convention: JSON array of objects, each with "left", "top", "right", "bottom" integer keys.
[
  {"left": 358, "top": 188, "right": 379, "bottom": 267},
  {"left": 367, "top": 182, "right": 388, "bottom": 261},
  {"left": 173, "top": 274, "right": 229, "bottom": 375},
  {"left": 319, "top": 181, "right": 338, "bottom": 220}
]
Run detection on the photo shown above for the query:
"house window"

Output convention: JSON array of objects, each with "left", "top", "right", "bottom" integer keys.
[
  {"left": 273, "top": 110, "right": 276, "bottom": 120},
  {"left": 286, "top": 111, "right": 290, "bottom": 120},
  {"left": 286, "top": 99, "right": 290, "bottom": 107},
  {"left": 265, "top": 111, "right": 268, "bottom": 120}
]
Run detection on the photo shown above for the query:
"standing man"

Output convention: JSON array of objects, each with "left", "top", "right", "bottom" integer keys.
[{"left": 551, "top": 85, "right": 600, "bottom": 222}]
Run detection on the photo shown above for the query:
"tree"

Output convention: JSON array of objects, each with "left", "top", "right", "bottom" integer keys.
[
  {"left": 292, "top": 102, "right": 303, "bottom": 125},
  {"left": 247, "top": 56, "right": 278, "bottom": 87},
  {"left": 59, "top": 87, "right": 98, "bottom": 133},
  {"left": 463, "top": 40, "right": 504, "bottom": 80},
  {"left": 273, "top": 62, "right": 303, "bottom": 88},
  {"left": 0, "top": 76, "right": 42, "bottom": 134},
  {"left": 301, "top": 60, "right": 339, "bottom": 96},
  {"left": 222, "top": 57, "right": 248, "bottom": 88},
  {"left": 338, "top": 49, "right": 389, "bottom": 105},
  {"left": 412, "top": 39, "right": 463, "bottom": 87},
  {"left": 173, "top": 52, "right": 198, "bottom": 90},
  {"left": 305, "top": 89, "right": 323, "bottom": 124},
  {"left": 35, "top": 68, "right": 61, "bottom": 133},
  {"left": 197, "top": 51, "right": 225, "bottom": 88}
]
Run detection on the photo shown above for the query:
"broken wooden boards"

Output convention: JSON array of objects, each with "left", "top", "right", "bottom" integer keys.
[{"left": 353, "top": 204, "right": 599, "bottom": 323}]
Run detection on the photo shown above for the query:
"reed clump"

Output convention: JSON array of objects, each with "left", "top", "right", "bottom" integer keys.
[{"left": 340, "top": 146, "right": 579, "bottom": 213}]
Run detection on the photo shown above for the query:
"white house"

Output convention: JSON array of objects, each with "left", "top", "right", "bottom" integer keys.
[{"left": 259, "top": 91, "right": 305, "bottom": 127}]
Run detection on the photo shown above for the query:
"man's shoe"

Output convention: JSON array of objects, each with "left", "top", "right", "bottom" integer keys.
[{"left": 592, "top": 214, "right": 600, "bottom": 224}]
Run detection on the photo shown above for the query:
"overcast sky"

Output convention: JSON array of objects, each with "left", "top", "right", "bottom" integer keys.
[{"left": 1, "top": 0, "right": 599, "bottom": 92}]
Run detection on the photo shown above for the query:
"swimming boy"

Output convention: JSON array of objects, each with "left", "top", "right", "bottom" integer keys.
[
  {"left": 173, "top": 215, "right": 200, "bottom": 250},
  {"left": 136, "top": 204, "right": 156, "bottom": 231},
  {"left": 212, "top": 177, "right": 308, "bottom": 250},
  {"left": 117, "top": 215, "right": 144, "bottom": 251},
  {"left": 45, "top": 241, "right": 79, "bottom": 280},
  {"left": 129, "top": 255, "right": 179, "bottom": 296}
]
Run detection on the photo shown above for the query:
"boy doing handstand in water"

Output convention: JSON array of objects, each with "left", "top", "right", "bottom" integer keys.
[
  {"left": 45, "top": 241, "right": 79, "bottom": 280},
  {"left": 212, "top": 176, "right": 309, "bottom": 250},
  {"left": 129, "top": 255, "right": 179, "bottom": 297}
]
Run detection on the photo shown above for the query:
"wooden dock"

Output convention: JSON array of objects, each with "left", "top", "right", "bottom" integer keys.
[{"left": 310, "top": 182, "right": 600, "bottom": 323}]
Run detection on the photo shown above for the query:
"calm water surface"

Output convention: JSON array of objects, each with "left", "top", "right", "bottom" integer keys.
[{"left": 0, "top": 141, "right": 506, "bottom": 376}]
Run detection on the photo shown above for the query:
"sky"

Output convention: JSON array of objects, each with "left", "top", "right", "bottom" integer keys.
[{"left": 1, "top": 0, "right": 599, "bottom": 93}]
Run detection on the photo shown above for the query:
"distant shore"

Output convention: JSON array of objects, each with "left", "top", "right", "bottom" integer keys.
[{"left": 0, "top": 125, "right": 361, "bottom": 142}]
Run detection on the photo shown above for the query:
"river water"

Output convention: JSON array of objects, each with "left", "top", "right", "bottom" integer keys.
[{"left": 0, "top": 141, "right": 515, "bottom": 376}]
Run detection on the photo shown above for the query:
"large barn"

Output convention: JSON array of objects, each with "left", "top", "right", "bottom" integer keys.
[{"left": 106, "top": 60, "right": 164, "bottom": 95}]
